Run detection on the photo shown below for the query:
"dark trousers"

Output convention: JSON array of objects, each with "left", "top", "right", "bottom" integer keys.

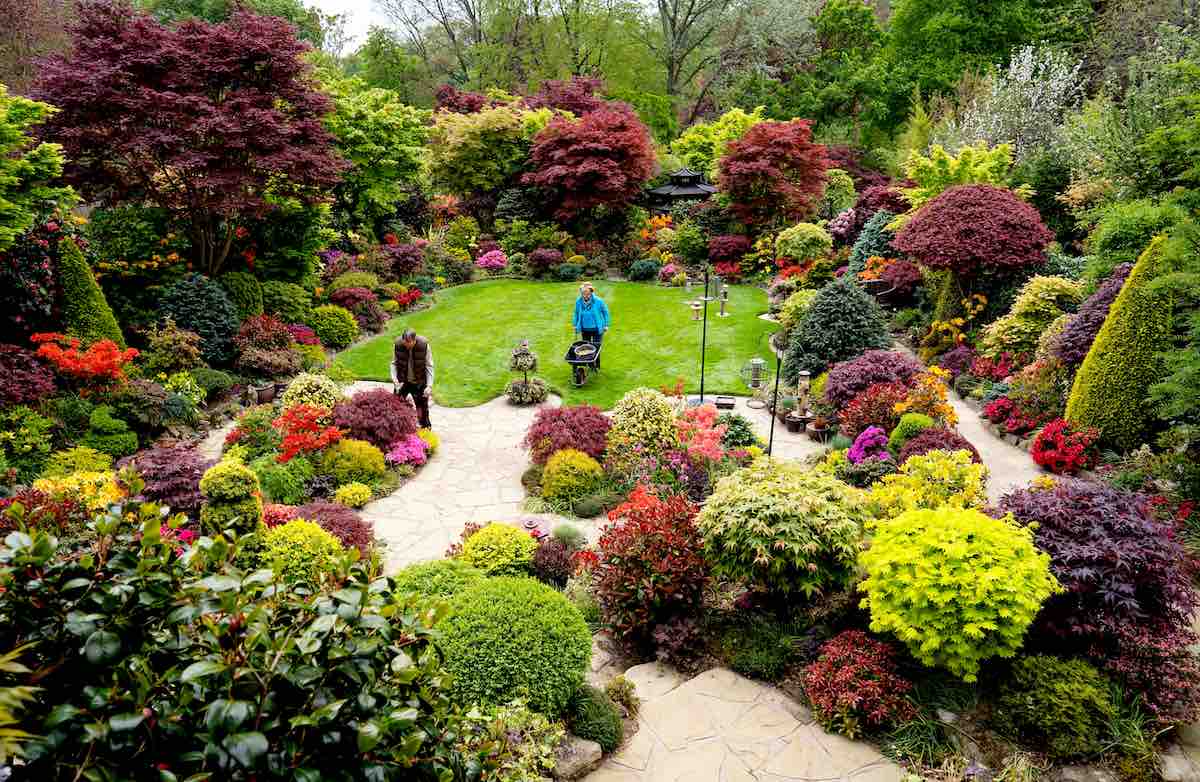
[
  {"left": 397, "top": 383, "right": 432, "bottom": 429},
  {"left": 581, "top": 329, "right": 602, "bottom": 369}
]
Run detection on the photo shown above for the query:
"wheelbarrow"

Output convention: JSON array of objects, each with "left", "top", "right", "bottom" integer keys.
[{"left": 565, "top": 340, "right": 602, "bottom": 387}]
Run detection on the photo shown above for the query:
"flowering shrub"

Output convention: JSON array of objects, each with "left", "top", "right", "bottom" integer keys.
[
  {"left": 385, "top": 434, "right": 430, "bottom": 467},
  {"left": 898, "top": 427, "right": 982, "bottom": 465},
  {"left": 224, "top": 405, "right": 281, "bottom": 460},
  {"left": 894, "top": 367, "right": 957, "bottom": 427},
  {"left": 460, "top": 522, "right": 537, "bottom": 576},
  {"left": 823, "top": 350, "right": 924, "bottom": 409},
  {"left": 676, "top": 404, "right": 727, "bottom": 462},
  {"left": 0, "top": 344, "right": 56, "bottom": 407},
  {"left": 293, "top": 499, "right": 374, "bottom": 554},
  {"left": 837, "top": 382, "right": 908, "bottom": 440},
  {"left": 1031, "top": 418, "right": 1099, "bottom": 474},
  {"left": 594, "top": 486, "right": 709, "bottom": 645},
  {"left": 869, "top": 449, "right": 988, "bottom": 517},
  {"left": 859, "top": 507, "right": 1060, "bottom": 681},
  {"left": 273, "top": 404, "right": 343, "bottom": 463},
  {"left": 658, "top": 262, "right": 679, "bottom": 283},
  {"left": 280, "top": 372, "right": 342, "bottom": 412},
  {"left": 332, "top": 388, "right": 418, "bottom": 451},
  {"left": 802, "top": 631, "right": 916, "bottom": 738},
  {"left": 527, "top": 248, "right": 564, "bottom": 276},
  {"left": 847, "top": 427, "right": 889, "bottom": 464},
  {"left": 475, "top": 249, "right": 508, "bottom": 271},
  {"left": 983, "top": 395, "right": 1047, "bottom": 436},
  {"left": 31, "top": 333, "right": 138, "bottom": 388},
  {"left": 696, "top": 459, "right": 869, "bottom": 597}
]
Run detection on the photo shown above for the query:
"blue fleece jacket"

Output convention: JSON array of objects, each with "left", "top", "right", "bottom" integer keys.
[{"left": 573, "top": 295, "right": 610, "bottom": 332}]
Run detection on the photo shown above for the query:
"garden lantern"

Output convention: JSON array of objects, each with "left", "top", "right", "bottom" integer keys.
[
  {"left": 691, "top": 300, "right": 703, "bottom": 320},
  {"left": 741, "top": 357, "right": 771, "bottom": 408},
  {"left": 718, "top": 287, "right": 730, "bottom": 317},
  {"left": 797, "top": 370, "right": 812, "bottom": 415}
]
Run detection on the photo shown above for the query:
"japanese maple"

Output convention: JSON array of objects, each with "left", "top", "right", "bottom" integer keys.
[{"left": 717, "top": 119, "right": 829, "bottom": 225}]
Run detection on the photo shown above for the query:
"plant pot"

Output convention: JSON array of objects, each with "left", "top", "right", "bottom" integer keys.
[
  {"left": 251, "top": 382, "right": 276, "bottom": 404},
  {"left": 861, "top": 278, "right": 888, "bottom": 295},
  {"left": 785, "top": 414, "right": 806, "bottom": 434},
  {"left": 807, "top": 425, "right": 830, "bottom": 443}
]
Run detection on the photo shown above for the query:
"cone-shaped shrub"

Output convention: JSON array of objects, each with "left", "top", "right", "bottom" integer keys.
[
  {"left": 783, "top": 278, "right": 889, "bottom": 382},
  {"left": 59, "top": 237, "right": 124, "bottom": 347}
]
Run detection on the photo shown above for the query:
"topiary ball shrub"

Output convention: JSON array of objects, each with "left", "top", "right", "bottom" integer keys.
[
  {"left": 259, "top": 519, "right": 344, "bottom": 583},
  {"left": 307, "top": 304, "right": 360, "bottom": 349},
  {"left": 782, "top": 278, "right": 889, "bottom": 381},
  {"left": 261, "top": 280, "right": 313, "bottom": 323},
  {"left": 332, "top": 388, "right": 418, "bottom": 451},
  {"left": 898, "top": 428, "right": 981, "bottom": 465},
  {"left": 542, "top": 448, "right": 604, "bottom": 505},
  {"left": 859, "top": 507, "right": 1060, "bottom": 682},
  {"left": 80, "top": 406, "right": 138, "bottom": 459},
  {"left": 440, "top": 576, "right": 591, "bottom": 716},
  {"left": 892, "top": 184, "right": 1054, "bottom": 275},
  {"left": 293, "top": 500, "right": 373, "bottom": 554},
  {"left": 801, "top": 630, "right": 916, "bottom": 738},
  {"left": 522, "top": 404, "right": 611, "bottom": 465},
  {"left": 823, "top": 350, "right": 925, "bottom": 410},
  {"left": 628, "top": 258, "right": 660, "bottom": 282},
  {"left": 605, "top": 387, "right": 678, "bottom": 465},
  {"left": 696, "top": 459, "right": 869, "bottom": 597},
  {"left": 160, "top": 273, "right": 239, "bottom": 364},
  {"left": 887, "top": 413, "right": 935, "bottom": 454},
  {"left": 317, "top": 439, "right": 386, "bottom": 486},
  {"left": 392, "top": 559, "right": 483, "bottom": 600},
  {"left": 460, "top": 522, "right": 537, "bottom": 576},
  {"left": 847, "top": 210, "right": 897, "bottom": 275},
  {"left": 1052, "top": 263, "right": 1133, "bottom": 367},
  {"left": 280, "top": 372, "right": 343, "bottom": 412},
  {"left": 218, "top": 271, "right": 264, "bottom": 320},
  {"left": 0, "top": 345, "right": 56, "bottom": 407},
  {"left": 992, "top": 655, "right": 1116, "bottom": 759},
  {"left": 595, "top": 486, "right": 709, "bottom": 645},
  {"left": 776, "top": 222, "right": 832, "bottom": 263},
  {"left": 199, "top": 459, "right": 263, "bottom": 534},
  {"left": 568, "top": 686, "right": 624, "bottom": 752}
]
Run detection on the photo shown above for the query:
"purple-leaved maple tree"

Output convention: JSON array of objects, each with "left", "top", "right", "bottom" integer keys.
[{"left": 32, "top": 0, "right": 347, "bottom": 276}]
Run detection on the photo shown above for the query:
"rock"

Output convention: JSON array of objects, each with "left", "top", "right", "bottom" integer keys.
[
  {"left": 553, "top": 735, "right": 603, "bottom": 780},
  {"left": 1052, "top": 766, "right": 1118, "bottom": 782},
  {"left": 622, "top": 662, "right": 686, "bottom": 700},
  {"left": 1161, "top": 742, "right": 1200, "bottom": 782},
  {"left": 936, "top": 709, "right": 959, "bottom": 724},
  {"left": 1004, "top": 433, "right": 1023, "bottom": 446}
]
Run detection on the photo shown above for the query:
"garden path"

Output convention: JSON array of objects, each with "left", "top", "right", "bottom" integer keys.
[{"left": 584, "top": 664, "right": 903, "bottom": 782}]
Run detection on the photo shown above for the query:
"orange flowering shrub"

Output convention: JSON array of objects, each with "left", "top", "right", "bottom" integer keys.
[
  {"left": 273, "top": 404, "right": 343, "bottom": 463},
  {"left": 31, "top": 332, "right": 137, "bottom": 387},
  {"left": 893, "top": 367, "right": 957, "bottom": 427}
]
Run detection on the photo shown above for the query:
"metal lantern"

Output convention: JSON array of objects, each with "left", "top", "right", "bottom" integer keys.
[
  {"left": 740, "top": 357, "right": 772, "bottom": 408},
  {"left": 797, "top": 370, "right": 812, "bottom": 416}
]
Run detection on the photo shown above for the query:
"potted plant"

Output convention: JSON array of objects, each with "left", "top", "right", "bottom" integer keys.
[
  {"left": 808, "top": 416, "right": 831, "bottom": 442},
  {"left": 785, "top": 410, "right": 807, "bottom": 433}
]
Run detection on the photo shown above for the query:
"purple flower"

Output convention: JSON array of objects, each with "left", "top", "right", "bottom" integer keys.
[{"left": 847, "top": 426, "right": 889, "bottom": 464}]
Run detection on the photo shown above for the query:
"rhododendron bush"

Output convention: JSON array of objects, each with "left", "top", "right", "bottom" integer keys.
[
  {"left": 1031, "top": 418, "right": 1099, "bottom": 474},
  {"left": 676, "top": 404, "right": 727, "bottom": 462},
  {"left": 386, "top": 434, "right": 430, "bottom": 466},
  {"left": 31, "top": 333, "right": 137, "bottom": 387}
]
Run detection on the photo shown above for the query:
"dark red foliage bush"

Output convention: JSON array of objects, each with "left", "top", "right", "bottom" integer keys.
[
  {"left": 823, "top": 350, "right": 924, "bottom": 409},
  {"left": 825, "top": 145, "right": 890, "bottom": 191},
  {"left": 532, "top": 538, "right": 572, "bottom": 587},
  {"left": 523, "top": 76, "right": 606, "bottom": 115},
  {"left": 984, "top": 396, "right": 1046, "bottom": 436},
  {"left": 523, "top": 106, "right": 656, "bottom": 221},
  {"left": 0, "top": 344, "right": 56, "bottom": 407},
  {"left": 522, "top": 404, "right": 611, "bottom": 465},
  {"left": 263, "top": 503, "right": 299, "bottom": 528},
  {"left": 1031, "top": 418, "right": 1100, "bottom": 474},
  {"left": 994, "top": 479, "right": 1200, "bottom": 722},
  {"left": 836, "top": 382, "right": 908, "bottom": 440},
  {"left": 594, "top": 486, "right": 709, "bottom": 645},
  {"left": 971, "top": 351, "right": 1024, "bottom": 382},
  {"left": 381, "top": 243, "right": 424, "bottom": 279},
  {"left": 527, "top": 248, "right": 564, "bottom": 276},
  {"left": 329, "top": 287, "right": 386, "bottom": 332},
  {"left": 287, "top": 324, "right": 320, "bottom": 346},
  {"left": 898, "top": 427, "right": 982, "bottom": 464},
  {"left": 1053, "top": 263, "right": 1133, "bottom": 366},
  {"left": 893, "top": 185, "right": 1054, "bottom": 274},
  {"left": 434, "top": 84, "right": 490, "bottom": 113},
  {"left": 879, "top": 259, "right": 922, "bottom": 297},
  {"left": 802, "top": 630, "right": 916, "bottom": 734},
  {"left": 294, "top": 500, "right": 374, "bottom": 554},
  {"left": 937, "top": 344, "right": 978, "bottom": 380},
  {"left": 0, "top": 489, "right": 86, "bottom": 535},
  {"left": 234, "top": 314, "right": 294, "bottom": 352},
  {"left": 845, "top": 184, "right": 909, "bottom": 242},
  {"left": 718, "top": 119, "right": 828, "bottom": 225},
  {"left": 120, "top": 444, "right": 213, "bottom": 518},
  {"left": 708, "top": 235, "right": 752, "bottom": 265},
  {"left": 332, "top": 389, "right": 417, "bottom": 451}
]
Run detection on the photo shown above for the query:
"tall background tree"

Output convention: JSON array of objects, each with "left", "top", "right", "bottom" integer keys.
[
  {"left": 0, "top": 0, "right": 74, "bottom": 94},
  {"left": 32, "top": 0, "right": 347, "bottom": 277}
]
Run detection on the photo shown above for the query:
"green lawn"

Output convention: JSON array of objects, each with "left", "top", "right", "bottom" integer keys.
[{"left": 336, "top": 279, "right": 778, "bottom": 409}]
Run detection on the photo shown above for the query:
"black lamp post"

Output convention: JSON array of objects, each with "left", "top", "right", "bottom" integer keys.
[
  {"left": 767, "top": 353, "right": 782, "bottom": 456},
  {"left": 698, "top": 265, "right": 710, "bottom": 402}
]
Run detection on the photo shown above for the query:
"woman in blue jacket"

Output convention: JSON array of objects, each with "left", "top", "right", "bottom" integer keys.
[{"left": 573, "top": 282, "right": 610, "bottom": 369}]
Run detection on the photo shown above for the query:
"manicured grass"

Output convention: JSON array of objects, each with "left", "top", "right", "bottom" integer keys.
[{"left": 336, "top": 279, "right": 778, "bottom": 409}]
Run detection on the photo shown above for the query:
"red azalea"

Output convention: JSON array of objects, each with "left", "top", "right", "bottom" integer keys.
[
  {"left": 273, "top": 404, "right": 343, "bottom": 463},
  {"left": 31, "top": 332, "right": 138, "bottom": 387}
]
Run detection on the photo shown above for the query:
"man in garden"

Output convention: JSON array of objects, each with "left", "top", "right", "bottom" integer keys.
[
  {"left": 391, "top": 329, "right": 435, "bottom": 429},
  {"left": 573, "top": 282, "right": 610, "bottom": 370}
]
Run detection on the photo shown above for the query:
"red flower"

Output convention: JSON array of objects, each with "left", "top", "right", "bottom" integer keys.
[{"left": 273, "top": 404, "right": 343, "bottom": 463}]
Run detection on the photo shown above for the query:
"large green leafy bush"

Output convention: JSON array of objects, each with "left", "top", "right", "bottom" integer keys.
[
  {"left": 1083, "top": 197, "right": 1185, "bottom": 285},
  {"left": 776, "top": 222, "right": 832, "bottom": 262},
  {"left": 992, "top": 655, "right": 1117, "bottom": 759},
  {"left": 440, "top": 576, "right": 591, "bottom": 717},
  {"left": 249, "top": 454, "right": 314, "bottom": 505},
  {"left": 161, "top": 273, "right": 240, "bottom": 364},
  {"left": 219, "top": 271, "right": 265, "bottom": 320},
  {"left": 280, "top": 372, "right": 343, "bottom": 411},
  {"left": 460, "top": 522, "right": 537, "bottom": 576},
  {"left": 261, "top": 280, "right": 313, "bottom": 323},
  {"left": 308, "top": 304, "right": 360, "bottom": 349},
  {"left": 392, "top": 559, "right": 484, "bottom": 600},
  {"left": 1066, "top": 236, "right": 1172, "bottom": 450},
  {"left": 695, "top": 459, "right": 869, "bottom": 596},
  {"left": 782, "top": 278, "right": 890, "bottom": 381},
  {"left": 0, "top": 498, "right": 474, "bottom": 779},
  {"left": 859, "top": 507, "right": 1060, "bottom": 681}
]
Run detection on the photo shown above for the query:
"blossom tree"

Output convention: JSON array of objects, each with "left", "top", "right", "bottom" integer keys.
[
  {"left": 717, "top": 119, "right": 829, "bottom": 225},
  {"left": 32, "top": 1, "right": 347, "bottom": 277}
]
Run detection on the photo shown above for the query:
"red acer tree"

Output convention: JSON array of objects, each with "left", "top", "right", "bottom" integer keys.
[
  {"left": 32, "top": 0, "right": 346, "bottom": 276},
  {"left": 523, "top": 76, "right": 607, "bottom": 116},
  {"left": 522, "top": 105, "right": 655, "bottom": 221},
  {"left": 717, "top": 119, "right": 829, "bottom": 225},
  {"left": 434, "top": 84, "right": 491, "bottom": 113}
]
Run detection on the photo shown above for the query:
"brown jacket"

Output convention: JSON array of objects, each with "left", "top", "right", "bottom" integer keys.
[{"left": 391, "top": 336, "right": 434, "bottom": 388}]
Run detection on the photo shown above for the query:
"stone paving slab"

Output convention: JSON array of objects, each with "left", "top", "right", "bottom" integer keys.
[{"left": 587, "top": 665, "right": 902, "bottom": 782}]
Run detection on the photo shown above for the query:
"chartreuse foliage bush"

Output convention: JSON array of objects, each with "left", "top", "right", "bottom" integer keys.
[
  {"left": 59, "top": 237, "right": 125, "bottom": 347},
  {"left": 41, "top": 446, "right": 113, "bottom": 478},
  {"left": 867, "top": 449, "right": 988, "bottom": 518},
  {"left": 859, "top": 508, "right": 1060, "bottom": 681},
  {"left": 280, "top": 372, "right": 342, "bottom": 411},
  {"left": 440, "top": 576, "right": 591, "bottom": 716},
  {"left": 199, "top": 459, "right": 263, "bottom": 534},
  {"left": 568, "top": 686, "right": 624, "bottom": 752},
  {"left": 308, "top": 305, "right": 360, "bottom": 349},
  {"left": 776, "top": 222, "right": 833, "bottom": 262},
  {"left": 259, "top": 519, "right": 344, "bottom": 583},
  {"left": 777, "top": 289, "right": 818, "bottom": 333},
  {"left": 888, "top": 414, "right": 935, "bottom": 454},
  {"left": 318, "top": 439, "right": 386, "bottom": 485},
  {"left": 333, "top": 482, "right": 372, "bottom": 508},
  {"left": 606, "top": 387, "right": 678, "bottom": 461},
  {"left": 0, "top": 406, "right": 53, "bottom": 482},
  {"left": 329, "top": 271, "right": 380, "bottom": 293},
  {"left": 541, "top": 448, "right": 604, "bottom": 504},
  {"left": 0, "top": 497, "right": 473, "bottom": 779},
  {"left": 249, "top": 454, "right": 313, "bottom": 505},
  {"left": 1066, "top": 236, "right": 1173, "bottom": 450},
  {"left": 460, "top": 522, "right": 537, "bottom": 576},
  {"left": 992, "top": 655, "right": 1116, "bottom": 759},
  {"left": 783, "top": 278, "right": 890, "bottom": 381},
  {"left": 979, "top": 276, "right": 1083, "bottom": 359},
  {"left": 695, "top": 459, "right": 869, "bottom": 597},
  {"left": 392, "top": 559, "right": 484, "bottom": 600}
]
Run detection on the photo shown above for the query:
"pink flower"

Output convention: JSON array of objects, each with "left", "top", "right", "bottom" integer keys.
[
  {"left": 386, "top": 434, "right": 430, "bottom": 466},
  {"left": 475, "top": 249, "right": 508, "bottom": 271}
]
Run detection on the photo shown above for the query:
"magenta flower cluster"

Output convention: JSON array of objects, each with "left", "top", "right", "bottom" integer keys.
[
  {"left": 385, "top": 434, "right": 430, "bottom": 466},
  {"left": 847, "top": 426, "right": 889, "bottom": 464},
  {"left": 475, "top": 249, "right": 508, "bottom": 271}
]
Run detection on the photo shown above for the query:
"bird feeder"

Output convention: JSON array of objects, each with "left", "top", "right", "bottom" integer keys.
[{"left": 691, "top": 300, "right": 703, "bottom": 320}]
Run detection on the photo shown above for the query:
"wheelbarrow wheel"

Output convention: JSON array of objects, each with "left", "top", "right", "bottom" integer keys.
[{"left": 573, "top": 365, "right": 587, "bottom": 386}]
